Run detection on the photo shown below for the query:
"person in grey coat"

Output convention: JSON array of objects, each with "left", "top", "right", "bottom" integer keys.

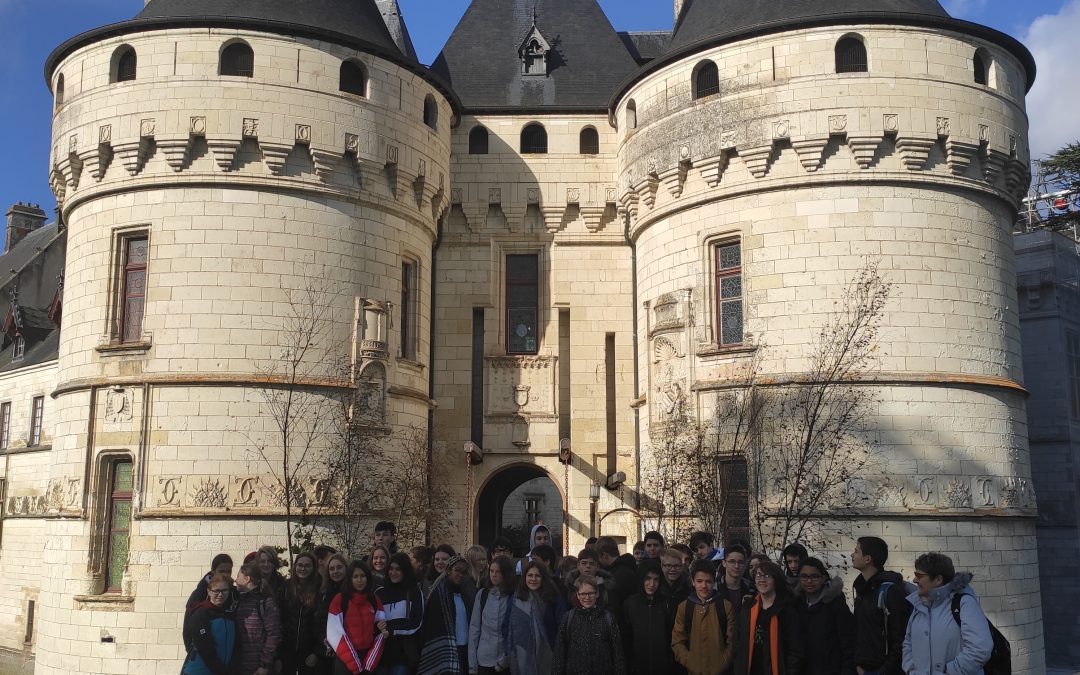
[
  {"left": 902, "top": 553, "right": 992, "bottom": 675},
  {"left": 468, "top": 555, "right": 515, "bottom": 674}
]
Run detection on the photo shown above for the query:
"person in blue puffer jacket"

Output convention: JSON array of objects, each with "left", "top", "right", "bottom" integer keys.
[
  {"left": 183, "top": 572, "right": 238, "bottom": 675},
  {"left": 902, "top": 553, "right": 992, "bottom": 675}
]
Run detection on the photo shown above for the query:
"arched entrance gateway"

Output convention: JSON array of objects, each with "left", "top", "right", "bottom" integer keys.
[{"left": 476, "top": 464, "right": 564, "bottom": 556}]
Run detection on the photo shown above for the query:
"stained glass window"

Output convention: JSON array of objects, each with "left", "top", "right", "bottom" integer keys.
[
  {"left": 105, "top": 460, "right": 133, "bottom": 593},
  {"left": 507, "top": 255, "right": 539, "bottom": 354},
  {"left": 715, "top": 242, "right": 744, "bottom": 346},
  {"left": 121, "top": 237, "right": 148, "bottom": 343}
]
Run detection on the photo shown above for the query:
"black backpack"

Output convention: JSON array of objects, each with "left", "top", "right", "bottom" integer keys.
[{"left": 950, "top": 594, "right": 1011, "bottom": 675}]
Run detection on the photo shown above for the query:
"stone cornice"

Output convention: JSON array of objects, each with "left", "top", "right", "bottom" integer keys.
[
  {"left": 52, "top": 373, "right": 355, "bottom": 399},
  {"left": 691, "top": 370, "right": 1027, "bottom": 396}
]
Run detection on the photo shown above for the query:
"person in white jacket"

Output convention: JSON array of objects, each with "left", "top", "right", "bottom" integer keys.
[{"left": 902, "top": 553, "right": 993, "bottom": 675}]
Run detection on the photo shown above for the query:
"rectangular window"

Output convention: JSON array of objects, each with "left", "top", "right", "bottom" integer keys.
[
  {"left": 524, "top": 495, "right": 542, "bottom": 525},
  {"left": 714, "top": 242, "right": 744, "bottom": 346},
  {"left": 1068, "top": 331, "right": 1080, "bottom": 419},
  {"left": 12, "top": 337, "right": 25, "bottom": 362},
  {"left": 400, "top": 261, "right": 417, "bottom": 360},
  {"left": 119, "top": 236, "right": 148, "bottom": 343},
  {"left": 507, "top": 254, "right": 539, "bottom": 354},
  {"left": 718, "top": 456, "right": 750, "bottom": 545},
  {"left": 28, "top": 397, "right": 43, "bottom": 447},
  {"left": 23, "top": 599, "right": 35, "bottom": 644},
  {"left": 104, "top": 459, "right": 133, "bottom": 593},
  {"left": 0, "top": 402, "right": 10, "bottom": 450}
]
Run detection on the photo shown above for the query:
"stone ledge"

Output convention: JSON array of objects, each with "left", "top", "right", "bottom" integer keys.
[
  {"left": 73, "top": 594, "right": 135, "bottom": 611},
  {"left": 1, "top": 444, "right": 52, "bottom": 456},
  {"left": 94, "top": 341, "right": 151, "bottom": 356}
]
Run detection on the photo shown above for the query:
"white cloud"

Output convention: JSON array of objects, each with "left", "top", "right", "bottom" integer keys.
[{"left": 1025, "top": 0, "right": 1080, "bottom": 158}]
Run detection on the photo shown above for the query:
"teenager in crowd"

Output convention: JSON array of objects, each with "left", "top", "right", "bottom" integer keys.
[
  {"left": 718, "top": 545, "right": 755, "bottom": 614},
  {"left": 187, "top": 554, "right": 234, "bottom": 613},
  {"left": 794, "top": 557, "right": 854, "bottom": 675},
  {"left": 327, "top": 560, "right": 387, "bottom": 674},
  {"left": 565, "top": 548, "right": 619, "bottom": 616},
  {"left": 317, "top": 554, "right": 351, "bottom": 674},
  {"left": 671, "top": 560, "right": 734, "bottom": 675},
  {"left": 235, "top": 562, "right": 283, "bottom": 675},
  {"left": 489, "top": 538, "right": 513, "bottom": 560},
  {"left": 370, "top": 545, "right": 391, "bottom": 590},
  {"left": 902, "top": 553, "right": 992, "bottom": 675},
  {"left": 411, "top": 547, "right": 435, "bottom": 598},
  {"left": 259, "top": 546, "right": 288, "bottom": 606},
  {"left": 621, "top": 560, "right": 677, "bottom": 675},
  {"left": 419, "top": 556, "right": 472, "bottom": 675},
  {"left": 658, "top": 547, "right": 690, "bottom": 610},
  {"left": 632, "top": 542, "right": 645, "bottom": 562},
  {"left": 552, "top": 576, "right": 626, "bottom": 675},
  {"left": 508, "top": 560, "right": 567, "bottom": 675},
  {"left": 851, "top": 537, "right": 911, "bottom": 675},
  {"left": 781, "top": 544, "right": 809, "bottom": 592},
  {"left": 733, "top": 561, "right": 803, "bottom": 675},
  {"left": 643, "top": 531, "right": 667, "bottom": 561},
  {"left": 433, "top": 545, "right": 458, "bottom": 583},
  {"left": 688, "top": 532, "right": 724, "bottom": 571},
  {"left": 282, "top": 552, "right": 324, "bottom": 675},
  {"left": 596, "top": 536, "right": 639, "bottom": 611},
  {"left": 182, "top": 572, "right": 238, "bottom": 675},
  {"left": 464, "top": 545, "right": 490, "bottom": 593},
  {"left": 468, "top": 555, "right": 515, "bottom": 674},
  {"left": 375, "top": 552, "right": 426, "bottom": 675},
  {"left": 374, "top": 521, "right": 399, "bottom": 555}
]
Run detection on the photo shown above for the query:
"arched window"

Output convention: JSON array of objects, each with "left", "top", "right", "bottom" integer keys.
[
  {"left": 220, "top": 42, "right": 254, "bottom": 77},
  {"left": 973, "top": 49, "right": 990, "bottom": 86},
  {"left": 520, "top": 123, "right": 548, "bottom": 154},
  {"left": 835, "top": 36, "right": 868, "bottom": 73},
  {"left": 339, "top": 60, "right": 366, "bottom": 96},
  {"left": 423, "top": 95, "right": 438, "bottom": 130},
  {"left": 469, "top": 126, "right": 489, "bottom": 155},
  {"left": 693, "top": 60, "right": 720, "bottom": 99},
  {"left": 54, "top": 74, "right": 65, "bottom": 110},
  {"left": 626, "top": 100, "right": 637, "bottom": 130},
  {"left": 114, "top": 46, "right": 137, "bottom": 83},
  {"left": 579, "top": 127, "right": 599, "bottom": 155}
]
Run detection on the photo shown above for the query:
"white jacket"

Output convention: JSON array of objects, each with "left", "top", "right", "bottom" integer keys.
[{"left": 901, "top": 573, "right": 993, "bottom": 675}]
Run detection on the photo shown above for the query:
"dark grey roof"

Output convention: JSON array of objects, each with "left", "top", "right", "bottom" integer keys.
[
  {"left": 431, "top": 0, "right": 640, "bottom": 112},
  {"left": 0, "top": 223, "right": 64, "bottom": 375},
  {"left": 135, "top": 0, "right": 402, "bottom": 55},
  {"left": 618, "top": 32, "right": 672, "bottom": 65},
  {"left": 670, "top": 0, "right": 950, "bottom": 52},
  {"left": 375, "top": 0, "right": 418, "bottom": 61}
]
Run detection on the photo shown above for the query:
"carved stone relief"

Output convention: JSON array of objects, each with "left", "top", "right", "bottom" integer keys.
[
  {"left": 484, "top": 356, "right": 556, "bottom": 418},
  {"left": 233, "top": 476, "right": 260, "bottom": 508},
  {"left": 359, "top": 299, "right": 389, "bottom": 358},
  {"left": 104, "top": 387, "right": 133, "bottom": 424},
  {"left": 189, "top": 478, "right": 228, "bottom": 509},
  {"left": 357, "top": 362, "right": 387, "bottom": 424},
  {"left": 158, "top": 476, "right": 183, "bottom": 508}
]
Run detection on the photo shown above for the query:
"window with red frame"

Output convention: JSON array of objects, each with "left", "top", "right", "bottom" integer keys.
[
  {"left": 714, "top": 242, "right": 743, "bottom": 346},
  {"left": 104, "top": 459, "right": 133, "bottom": 592},
  {"left": 120, "top": 237, "right": 148, "bottom": 343},
  {"left": 28, "top": 397, "right": 43, "bottom": 447}
]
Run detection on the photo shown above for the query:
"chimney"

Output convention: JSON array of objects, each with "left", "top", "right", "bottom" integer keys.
[{"left": 5, "top": 203, "right": 48, "bottom": 253}]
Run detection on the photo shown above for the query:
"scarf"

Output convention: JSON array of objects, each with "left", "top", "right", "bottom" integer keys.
[
  {"left": 418, "top": 580, "right": 464, "bottom": 675},
  {"left": 748, "top": 597, "right": 781, "bottom": 675}
]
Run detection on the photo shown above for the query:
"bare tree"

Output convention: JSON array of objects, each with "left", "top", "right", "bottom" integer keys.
[
  {"left": 372, "top": 426, "right": 453, "bottom": 548},
  {"left": 747, "top": 259, "right": 893, "bottom": 554},
  {"left": 249, "top": 280, "right": 342, "bottom": 562},
  {"left": 641, "top": 396, "right": 704, "bottom": 544}
]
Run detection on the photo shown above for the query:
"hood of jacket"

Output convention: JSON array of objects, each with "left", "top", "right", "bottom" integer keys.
[
  {"left": 612, "top": 552, "right": 638, "bottom": 572},
  {"left": 687, "top": 589, "right": 721, "bottom": 607},
  {"left": 854, "top": 568, "right": 906, "bottom": 596},
  {"left": 796, "top": 575, "right": 845, "bottom": 604},
  {"left": 908, "top": 571, "right": 976, "bottom": 609},
  {"left": 529, "top": 523, "right": 551, "bottom": 549}
]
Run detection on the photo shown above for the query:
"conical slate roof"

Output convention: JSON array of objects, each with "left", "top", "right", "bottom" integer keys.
[
  {"left": 431, "top": 0, "right": 639, "bottom": 112},
  {"left": 670, "top": 0, "right": 950, "bottom": 52},
  {"left": 134, "top": 0, "right": 403, "bottom": 56}
]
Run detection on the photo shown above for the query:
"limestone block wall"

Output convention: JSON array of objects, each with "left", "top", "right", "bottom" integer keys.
[
  {"left": 0, "top": 361, "right": 57, "bottom": 653},
  {"left": 616, "top": 21, "right": 1042, "bottom": 673},
  {"left": 433, "top": 113, "right": 636, "bottom": 552},
  {"left": 33, "top": 25, "right": 452, "bottom": 675}
]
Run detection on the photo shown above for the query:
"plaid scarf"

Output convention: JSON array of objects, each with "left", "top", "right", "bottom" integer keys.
[{"left": 418, "top": 559, "right": 466, "bottom": 675}]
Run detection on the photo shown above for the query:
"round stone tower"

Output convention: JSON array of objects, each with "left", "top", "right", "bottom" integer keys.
[
  {"left": 616, "top": 0, "right": 1043, "bottom": 669},
  {"left": 38, "top": 0, "right": 453, "bottom": 671}
]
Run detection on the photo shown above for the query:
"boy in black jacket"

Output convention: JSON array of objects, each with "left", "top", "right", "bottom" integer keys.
[{"left": 851, "top": 536, "right": 911, "bottom": 675}]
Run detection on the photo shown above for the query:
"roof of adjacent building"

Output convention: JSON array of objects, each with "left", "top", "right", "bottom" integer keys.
[
  {"left": 618, "top": 31, "right": 673, "bottom": 65},
  {"left": 0, "top": 222, "right": 65, "bottom": 374},
  {"left": 431, "top": 0, "right": 640, "bottom": 112}
]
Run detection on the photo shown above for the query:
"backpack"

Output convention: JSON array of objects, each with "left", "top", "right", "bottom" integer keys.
[
  {"left": 876, "top": 580, "right": 917, "bottom": 655},
  {"left": 683, "top": 597, "right": 729, "bottom": 648},
  {"left": 950, "top": 594, "right": 1011, "bottom": 675}
]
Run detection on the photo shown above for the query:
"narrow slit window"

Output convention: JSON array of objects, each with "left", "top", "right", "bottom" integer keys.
[
  {"left": 715, "top": 242, "right": 744, "bottom": 346},
  {"left": 104, "top": 459, "right": 133, "bottom": 593},
  {"left": 423, "top": 96, "right": 438, "bottom": 130},
  {"left": 974, "top": 51, "right": 989, "bottom": 86},
  {"left": 400, "top": 261, "right": 418, "bottom": 361},
  {"left": 506, "top": 254, "right": 539, "bottom": 354},
  {"left": 54, "top": 74, "right": 65, "bottom": 110}
]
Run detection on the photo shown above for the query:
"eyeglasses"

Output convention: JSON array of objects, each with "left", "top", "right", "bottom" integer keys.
[
  {"left": 577, "top": 591, "right": 598, "bottom": 598},
  {"left": 208, "top": 588, "right": 231, "bottom": 595},
  {"left": 753, "top": 572, "right": 772, "bottom": 580},
  {"left": 799, "top": 574, "right": 823, "bottom": 581},
  {"left": 913, "top": 571, "right": 929, "bottom": 580},
  {"left": 661, "top": 563, "right": 682, "bottom": 570}
]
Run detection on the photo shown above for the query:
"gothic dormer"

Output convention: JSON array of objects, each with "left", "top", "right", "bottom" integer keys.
[{"left": 518, "top": 17, "right": 551, "bottom": 76}]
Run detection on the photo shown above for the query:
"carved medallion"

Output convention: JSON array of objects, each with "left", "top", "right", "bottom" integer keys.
[
  {"left": 104, "top": 387, "right": 132, "bottom": 423},
  {"left": 242, "top": 118, "right": 259, "bottom": 138},
  {"left": 828, "top": 115, "right": 848, "bottom": 134},
  {"left": 158, "top": 476, "right": 182, "bottom": 507},
  {"left": 942, "top": 478, "right": 971, "bottom": 508},
  {"left": 190, "top": 116, "right": 206, "bottom": 136},
  {"left": 140, "top": 118, "right": 156, "bottom": 138},
  {"left": 190, "top": 478, "right": 227, "bottom": 509},
  {"left": 233, "top": 477, "right": 260, "bottom": 507}
]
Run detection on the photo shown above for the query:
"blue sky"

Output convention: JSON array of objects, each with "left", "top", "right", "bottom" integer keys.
[{"left": 0, "top": 0, "right": 1076, "bottom": 234}]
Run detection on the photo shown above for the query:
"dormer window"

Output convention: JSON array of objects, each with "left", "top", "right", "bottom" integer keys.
[
  {"left": 12, "top": 336, "right": 25, "bottom": 362},
  {"left": 518, "top": 19, "right": 551, "bottom": 77}
]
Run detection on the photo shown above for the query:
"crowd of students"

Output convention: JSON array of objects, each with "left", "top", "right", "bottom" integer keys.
[{"left": 181, "top": 522, "right": 1002, "bottom": 675}]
